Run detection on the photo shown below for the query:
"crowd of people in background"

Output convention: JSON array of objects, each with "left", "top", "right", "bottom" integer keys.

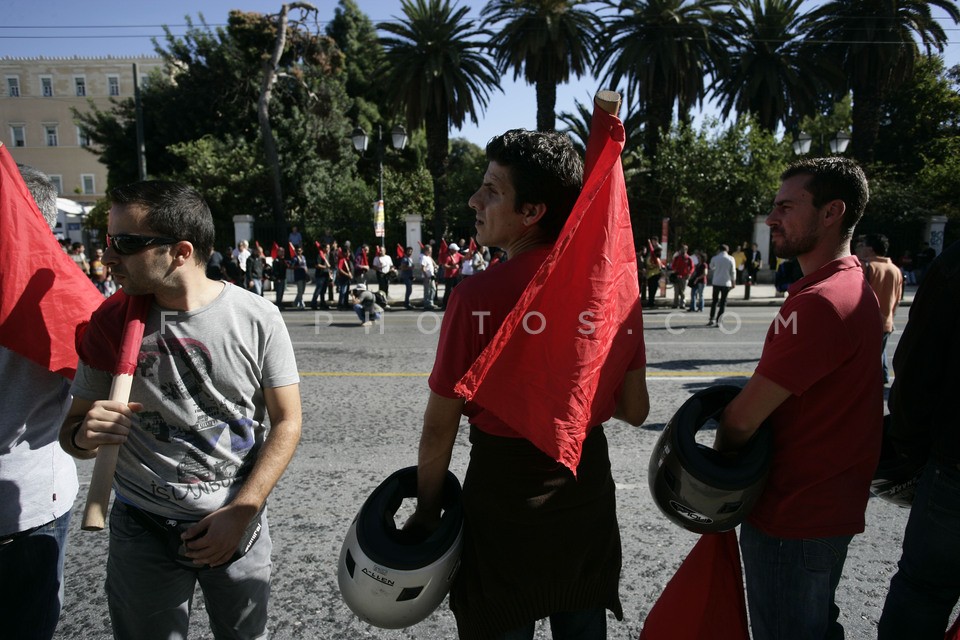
[
  {"left": 190, "top": 230, "right": 496, "bottom": 318},
  {"left": 60, "top": 228, "right": 932, "bottom": 318}
]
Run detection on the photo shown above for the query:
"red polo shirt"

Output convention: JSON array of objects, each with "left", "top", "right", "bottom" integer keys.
[{"left": 750, "top": 256, "right": 883, "bottom": 538}]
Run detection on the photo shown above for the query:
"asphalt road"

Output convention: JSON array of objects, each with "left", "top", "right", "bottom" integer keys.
[{"left": 54, "top": 305, "right": 915, "bottom": 640}]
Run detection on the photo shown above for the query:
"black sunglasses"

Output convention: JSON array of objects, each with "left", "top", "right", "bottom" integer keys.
[{"left": 106, "top": 233, "right": 179, "bottom": 256}]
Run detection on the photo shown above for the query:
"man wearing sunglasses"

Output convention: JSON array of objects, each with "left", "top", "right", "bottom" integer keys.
[{"left": 59, "top": 181, "right": 302, "bottom": 640}]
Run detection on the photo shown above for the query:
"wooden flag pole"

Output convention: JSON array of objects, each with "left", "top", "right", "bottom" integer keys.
[{"left": 81, "top": 374, "right": 134, "bottom": 531}]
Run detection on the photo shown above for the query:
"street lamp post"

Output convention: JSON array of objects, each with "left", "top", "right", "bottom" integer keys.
[
  {"left": 792, "top": 130, "right": 852, "bottom": 156},
  {"left": 351, "top": 124, "right": 408, "bottom": 252}
]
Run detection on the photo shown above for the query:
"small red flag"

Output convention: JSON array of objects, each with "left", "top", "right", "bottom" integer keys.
[
  {"left": 453, "top": 102, "right": 642, "bottom": 472},
  {"left": 438, "top": 240, "right": 449, "bottom": 266},
  {"left": 314, "top": 240, "right": 321, "bottom": 252},
  {"left": 396, "top": 243, "right": 405, "bottom": 260},
  {"left": 0, "top": 143, "right": 104, "bottom": 379},
  {"left": 469, "top": 238, "right": 478, "bottom": 253},
  {"left": 639, "top": 531, "right": 749, "bottom": 640},
  {"left": 75, "top": 289, "right": 152, "bottom": 375},
  {"left": 254, "top": 240, "right": 262, "bottom": 252},
  {"left": 418, "top": 240, "right": 425, "bottom": 250},
  {"left": 288, "top": 241, "right": 296, "bottom": 257},
  {"left": 270, "top": 241, "right": 278, "bottom": 260}
]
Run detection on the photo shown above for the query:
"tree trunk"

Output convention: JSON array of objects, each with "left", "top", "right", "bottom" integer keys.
[
  {"left": 851, "top": 81, "right": 883, "bottom": 165},
  {"left": 425, "top": 104, "right": 450, "bottom": 242},
  {"left": 258, "top": 2, "right": 317, "bottom": 224},
  {"left": 536, "top": 79, "right": 557, "bottom": 132}
]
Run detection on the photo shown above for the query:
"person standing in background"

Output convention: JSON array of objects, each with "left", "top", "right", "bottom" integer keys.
[{"left": 1, "top": 165, "right": 82, "bottom": 640}]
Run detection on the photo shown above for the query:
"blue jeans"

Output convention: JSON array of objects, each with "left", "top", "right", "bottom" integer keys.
[
  {"left": 401, "top": 276, "right": 413, "bottom": 306},
  {"left": 879, "top": 461, "right": 960, "bottom": 639},
  {"left": 740, "top": 521, "right": 852, "bottom": 640},
  {"left": 688, "top": 282, "right": 704, "bottom": 311},
  {"left": 422, "top": 277, "right": 436, "bottom": 309},
  {"left": 106, "top": 501, "right": 272, "bottom": 640},
  {"left": 0, "top": 510, "right": 71, "bottom": 640},
  {"left": 496, "top": 608, "right": 607, "bottom": 640},
  {"left": 354, "top": 304, "right": 382, "bottom": 323}
]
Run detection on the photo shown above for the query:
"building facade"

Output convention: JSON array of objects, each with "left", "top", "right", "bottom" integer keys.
[{"left": 1, "top": 56, "right": 162, "bottom": 218}]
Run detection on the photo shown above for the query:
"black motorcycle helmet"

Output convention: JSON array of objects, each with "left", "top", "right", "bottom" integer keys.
[{"left": 649, "top": 385, "right": 772, "bottom": 534}]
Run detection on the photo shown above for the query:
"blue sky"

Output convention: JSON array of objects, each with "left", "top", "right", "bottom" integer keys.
[{"left": 3, "top": 0, "right": 959, "bottom": 147}]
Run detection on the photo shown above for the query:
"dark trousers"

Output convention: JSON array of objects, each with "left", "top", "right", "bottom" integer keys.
[{"left": 710, "top": 285, "right": 731, "bottom": 322}]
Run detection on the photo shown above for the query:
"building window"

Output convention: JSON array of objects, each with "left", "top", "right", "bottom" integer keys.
[
  {"left": 50, "top": 175, "right": 63, "bottom": 195},
  {"left": 44, "top": 125, "right": 59, "bottom": 147},
  {"left": 74, "top": 76, "right": 86, "bottom": 97},
  {"left": 81, "top": 174, "right": 96, "bottom": 195},
  {"left": 77, "top": 126, "right": 90, "bottom": 147},
  {"left": 40, "top": 76, "right": 53, "bottom": 97},
  {"left": 6, "top": 77, "right": 20, "bottom": 97},
  {"left": 108, "top": 75, "right": 120, "bottom": 96},
  {"left": 11, "top": 125, "right": 26, "bottom": 147}
]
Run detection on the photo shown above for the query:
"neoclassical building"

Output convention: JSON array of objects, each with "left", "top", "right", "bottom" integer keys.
[{"left": 1, "top": 56, "right": 162, "bottom": 217}]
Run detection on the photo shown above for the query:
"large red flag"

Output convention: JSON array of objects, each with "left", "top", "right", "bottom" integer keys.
[
  {"left": 453, "top": 99, "right": 642, "bottom": 473},
  {"left": 0, "top": 142, "right": 103, "bottom": 379},
  {"left": 639, "top": 531, "right": 750, "bottom": 640}
]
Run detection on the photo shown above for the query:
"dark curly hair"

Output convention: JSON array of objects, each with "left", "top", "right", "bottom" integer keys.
[{"left": 484, "top": 129, "right": 583, "bottom": 240}]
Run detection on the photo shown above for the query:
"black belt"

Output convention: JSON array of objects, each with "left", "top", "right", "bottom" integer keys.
[{"left": 0, "top": 523, "right": 46, "bottom": 546}]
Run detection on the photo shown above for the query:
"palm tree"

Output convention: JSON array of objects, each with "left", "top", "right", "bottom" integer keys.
[
  {"left": 714, "top": 0, "right": 840, "bottom": 134},
  {"left": 379, "top": 0, "right": 500, "bottom": 240},
  {"left": 481, "top": 0, "right": 601, "bottom": 132},
  {"left": 595, "top": 0, "right": 736, "bottom": 157},
  {"left": 808, "top": 0, "right": 960, "bottom": 163}
]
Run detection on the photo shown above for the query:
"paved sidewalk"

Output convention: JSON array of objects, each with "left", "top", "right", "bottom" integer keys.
[{"left": 276, "top": 278, "right": 916, "bottom": 311}]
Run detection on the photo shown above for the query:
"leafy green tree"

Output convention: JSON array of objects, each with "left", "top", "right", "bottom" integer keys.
[
  {"left": 715, "top": 0, "right": 838, "bottom": 133},
  {"left": 807, "top": 0, "right": 960, "bottom": 163},
  {"left": 481, "top": 0, "right": 601, "bottom": 132},
  {"left": 596, "top": 0, "right": 736, "bottom": 157},
  {"left": 75, "top": 11, "right": 359, "bottom": 241},
  {"left": 327, "top": 0, "right": 388, "bottom": 124},
  {"left": 645, "top": 116, "right": 787, "bottom": 252},
  {"left": 444, "top": 138, "right": 488, "bottom": 242},
  {"left": 874, "top": 56, "right": 960, "bottom": 175},
  {"left": 379, "top": 0, "right": 501, "bottom": 241}
]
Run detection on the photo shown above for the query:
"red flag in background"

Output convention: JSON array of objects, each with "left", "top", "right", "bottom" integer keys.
[
  {"left": 0, "top": 142, "right": 103, "bottom": 379},
  {"left": 396, "top": 243, "right": 405, "bottom": 260},
  {"left": 639, "top": 531, "right": 749, "bottom": 640},
  {"left": 288, "top": 241, "right": 296, "bottom": 257},
  {"left": 438, "top": 239, "right": 448, "bottom": 265},
  {"left": 254, "top": 240, "right": 262, "bottom": 252},
  {"left": 469, "top": 237, "right": 478, "bottom": 253},
  {"left": 453, "top": 101, "right": 642, "bottom": 473},
  {"left": 315, "top": 240, "right": 321, "bottom": 252},
  {"left": 418, "top": 240, "right": 425, "bottom": 250},
  {"left": 270, "top": 241, "right": 278, "bottom": 259}
]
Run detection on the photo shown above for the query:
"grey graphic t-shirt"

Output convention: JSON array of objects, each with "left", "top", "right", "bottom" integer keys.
[{"left": 71, "top": 283, "right": 299, "bottom": 519}]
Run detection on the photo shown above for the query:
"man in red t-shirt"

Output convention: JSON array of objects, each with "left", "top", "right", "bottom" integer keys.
[
  {"left": 406, "top": 130, "right": 649, "bottom": 639},
  {"left": 714, "top": 158, "right": 881, "bottom": 640},
  {"left": 669, "top": 244, "right": 694, "bottom": 308}
]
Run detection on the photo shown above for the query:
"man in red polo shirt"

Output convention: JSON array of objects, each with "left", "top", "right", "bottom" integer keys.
[{"left": 714, "top": 157, "right": 882, "bottom": 640}]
